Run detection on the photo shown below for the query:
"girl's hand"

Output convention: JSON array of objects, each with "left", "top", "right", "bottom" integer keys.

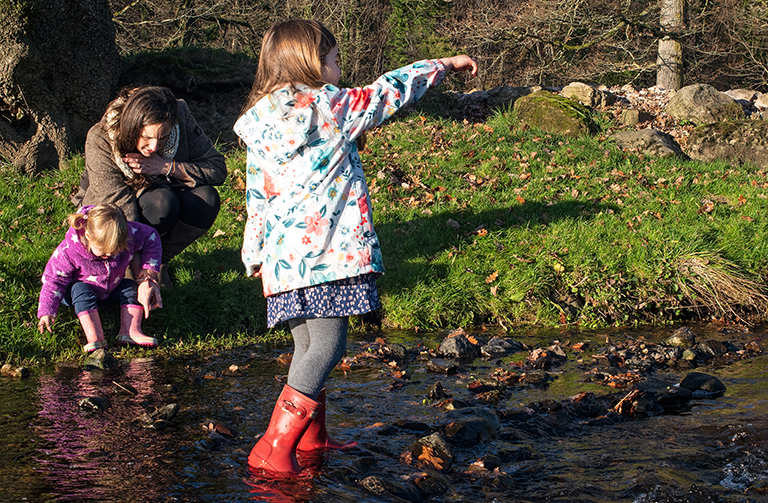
[
  {"left": 123, "top": 153, "right": 172, "bottom": 177},
  {"left": 439, "top": 55, "right": 479, "bottom": 77},
  {"left": 38, "top": 315, "right": 55, "bottom": 334},
  {"left": 251, "top": 265, "right": 262, "bottom": 278},
  {"left": 138, "top": 278, "right": 163, "bottom": 318}
]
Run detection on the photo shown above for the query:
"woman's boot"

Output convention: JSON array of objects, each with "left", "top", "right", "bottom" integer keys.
[
  {"left": 297, "top": 388, "right": 357, "bottom": 452},
  {"left": 248, "top": 385, "right": 319, "bottom": 476},
  {"left": 117, "top": 304, "right": 158, "bottom": 347},
  {"left": 77, "top": 309, "right": 107, "bottom": 353}
]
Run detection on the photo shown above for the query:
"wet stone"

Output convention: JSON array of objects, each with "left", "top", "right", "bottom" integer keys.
[
  {"left": 481, "top": 471, "right": 516, "bottom": 491},
  {"left": 679, "top": 372, "right": 726, "bottom": 397},
  {"left": 682, "top": 348, "right": 700, "bottom": 361},
  {"left": 437, "top": 398, "right": 472, "bottom": 410},
  {"left": 521, "top": 369, "right": 550, "bottom": 386},
  {"left": 427, "top": 381, "right": 451, "bottom": 399},
  {"left": 409, "top": 432, "right": 454, "bottom": 470},
  {"left": 1, "top": 364, "right": 30, "bottom": 379},
  {"left": 411, "top": 470, "right": 452, "bottom": 499},
  {"left": 347, "top": 455, "right": 378, "bottom": 474},
  {"left": 438, "top": 334, "right": 479, "bottom": 359},
  {"left": 359, "top": 475, "right": 421, "bottom": 502},
  {"left": 152, "top": 403, "right": 180, "bottom": 421},
  {"left": 425, "top": 358, "right": 458, "bottom": 374},
  {"left": 78, "top": 396, "right": 111, "bottom": 411},
  {"left": 381, "top": 343, "right": 409, "bottom": 363},
  {"left": 467, "top": 378, "right": 502, "bottom": 393},
  {"left": 83, "top": 349, "right": 120, "bottom": 370},
  {"left": 394, "top": 419, "right": 433, "bottom": 432},
  {"left": 666, "top": 326, "right": 697, "bottom": 346},
  {"left": 497, "top": 445, "right": 535, "bottom": 462},
  {"left": 655, "top": 386, "right": 693, "bottom": 410},
  {"left": 443, "top": 407, "right": 500, "bottom": 445},
  {"left": 480, "top": 337, "right": 522, "bottom": 358},
  {"left": 696, "top": 339, "right": 728, "bottom": 357}
]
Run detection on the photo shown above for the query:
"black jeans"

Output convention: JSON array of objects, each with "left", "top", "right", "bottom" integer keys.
[{"left": 137, "top": 185, "right": 220, "bottom": 236}]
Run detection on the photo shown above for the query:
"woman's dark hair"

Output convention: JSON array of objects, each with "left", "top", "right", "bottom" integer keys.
[{"left": 114, "top": 86, "right": 178, "bottom": 156}]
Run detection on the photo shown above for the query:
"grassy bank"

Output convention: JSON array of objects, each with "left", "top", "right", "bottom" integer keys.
[{"left": 2, "top": 107, "right": 768, "bottom": 364}]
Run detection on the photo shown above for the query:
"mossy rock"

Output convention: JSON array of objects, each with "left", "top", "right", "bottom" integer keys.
[
  {"left": 512, "top": 90, "right": 596, "bottom": 137},
  {"left": 686, "top": 120, "right": 768, "bottom": 167}
]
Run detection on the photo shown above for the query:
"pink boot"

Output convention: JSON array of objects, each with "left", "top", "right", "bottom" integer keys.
[
  {"left": 297, "top": 388, "right": 357, "bottom": 452},
  {"left": 248, "top": 385, "right": 319, "bottom": 476},
  {"left": 117, "top": 304, "right": 158, "bottom": 348},
  {"left": 77, "top": 309, "right": 107, "bottom": 353}
]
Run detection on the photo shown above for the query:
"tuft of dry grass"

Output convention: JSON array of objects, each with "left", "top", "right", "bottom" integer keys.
[{"left": 675, "top": 253, "right": 768, "bottom": 324}]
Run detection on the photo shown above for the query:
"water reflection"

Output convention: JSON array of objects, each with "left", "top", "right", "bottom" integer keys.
[{"left": 34, "top": 358, "right": 181, "bottom": 502}]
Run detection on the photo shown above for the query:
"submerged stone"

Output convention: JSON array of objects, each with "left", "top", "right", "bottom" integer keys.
[
  {"left": 679, "top": 372, "right": 726, "bottom": 397},
  {"left": 78, "top": 396, "right": 111, "bottom": 411}
]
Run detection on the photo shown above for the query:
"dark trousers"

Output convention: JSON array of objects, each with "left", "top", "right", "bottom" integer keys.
[
  {"left": 137, "top": 185, "right": 220, "bottom": 263},
  {"left": 63, "top": 278, "right": 138, "bottom": 315},
  {"left": 137, "top": 185, "right": 220, "bottom": 235}
]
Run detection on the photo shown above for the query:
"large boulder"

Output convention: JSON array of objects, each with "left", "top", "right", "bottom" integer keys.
[
  {"left": 513, "top": 90, "right": 596, "bottom": 137},
  {"left": 561, "top": 82, "right": 617, "bottom": 108},
  {"left": 665, "top": 84, "right": 744, "bottom": 125},
  {"left": 0, "top": 0, "right": 120, "bottom": 174},
  {"left": 610, "top": 129, "right": 685, "bottom": 159},
  {"left": 686, "top": 121, "right": 768, "bottom": 167}
]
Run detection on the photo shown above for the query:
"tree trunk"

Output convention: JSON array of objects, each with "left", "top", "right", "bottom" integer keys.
[
  {"left": 656, "top": 0, "right": 685, "bottom": 90},
  {"left": 0, "top": 0, "right": 120, "bottom": 174}
]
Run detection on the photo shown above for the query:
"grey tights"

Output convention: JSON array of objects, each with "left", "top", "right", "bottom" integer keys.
[{"left": 286, "top": 317, "right": 349, "bottom": 400}]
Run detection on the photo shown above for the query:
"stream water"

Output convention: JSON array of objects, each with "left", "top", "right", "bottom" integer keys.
[{"left": 2, "top": 323, "right": 768, "bottom": 503}]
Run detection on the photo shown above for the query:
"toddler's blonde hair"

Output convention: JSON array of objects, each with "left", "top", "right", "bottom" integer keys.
[{"left": 68, "top": 204, "right": 128, "bottom": 256}]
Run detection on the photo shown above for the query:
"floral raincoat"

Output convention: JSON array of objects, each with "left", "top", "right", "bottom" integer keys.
[{"left": 234, "top": 59, "right": 446, "bottom": 297}]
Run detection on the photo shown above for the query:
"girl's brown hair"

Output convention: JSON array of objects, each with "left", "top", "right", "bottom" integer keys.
[
  {"left": 240, "top": 19, "right": 337, "bottom": 115},
  {"left": 68, "top": 204, "right": 129, "bottom": 256}
]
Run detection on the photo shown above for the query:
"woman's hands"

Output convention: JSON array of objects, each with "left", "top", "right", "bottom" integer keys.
[
  {"left": 438, "top": 55, "right": 479, "bottom": 77},
  {"left": 137, "top": 269, "right": 163, "bottom": 318},
  {"left": 123, "top": 153, "right": 172, "bottom": 177},
  {"left": 38, "top": 315, "right": 55, "bottom": 334}
]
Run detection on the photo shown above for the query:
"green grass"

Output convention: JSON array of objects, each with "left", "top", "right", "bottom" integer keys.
[{"left": 2, "top": 107, "right": 768, "bottom": 364}]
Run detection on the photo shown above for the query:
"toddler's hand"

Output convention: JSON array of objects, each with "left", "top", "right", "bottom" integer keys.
[
  {"left": 38, "top": 315, "right": 55, "bottom": 334},
  {"left": 439, "top": 55, "right": 478, "bottom": 77}
]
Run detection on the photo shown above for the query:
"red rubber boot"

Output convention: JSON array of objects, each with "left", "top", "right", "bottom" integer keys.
[
  {"left": 248, "top": 385, "right": 320, "bottom": 476},
  {"left": 297, "top": 388, "right": 358, "bottom": 452}
]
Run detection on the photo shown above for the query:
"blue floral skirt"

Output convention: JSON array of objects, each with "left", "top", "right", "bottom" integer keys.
[{"left": 266, "top": 273, "right": 380, "bottom": 327}]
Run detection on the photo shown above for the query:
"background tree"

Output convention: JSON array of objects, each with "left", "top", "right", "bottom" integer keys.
[
  {"left": 657, "top": 0, "right": 684, "bottom": 90},
  {"left": 0, "top": 0, "right": 120, "bottom": 174}
]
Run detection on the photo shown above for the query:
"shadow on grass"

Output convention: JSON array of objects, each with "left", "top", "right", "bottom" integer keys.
[{"left": 147, "top": 247, "right": 268, "bottom": 342}]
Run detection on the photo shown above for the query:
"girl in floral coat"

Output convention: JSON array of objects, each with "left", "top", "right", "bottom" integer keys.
[{"left": 235, "top": 19, "right": 477, "bottom": 477}]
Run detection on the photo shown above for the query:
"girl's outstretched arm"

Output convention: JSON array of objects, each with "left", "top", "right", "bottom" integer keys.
[{"left": 438, "top": 55, "right": 478, "bottom": 77}]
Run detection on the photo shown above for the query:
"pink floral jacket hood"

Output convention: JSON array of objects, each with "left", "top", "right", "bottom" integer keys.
[{"left": 234, "top": 59, "right": 445, "bottom": 296}]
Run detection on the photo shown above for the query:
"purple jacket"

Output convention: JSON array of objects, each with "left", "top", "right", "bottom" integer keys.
[{"left": 37, "top": 206, "right": 162, "bottom": 318}]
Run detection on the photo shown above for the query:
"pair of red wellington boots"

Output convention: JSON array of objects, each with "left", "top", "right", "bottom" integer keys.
[{"left": 248, "top": 385, "right": 357, "bottom": 477}]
